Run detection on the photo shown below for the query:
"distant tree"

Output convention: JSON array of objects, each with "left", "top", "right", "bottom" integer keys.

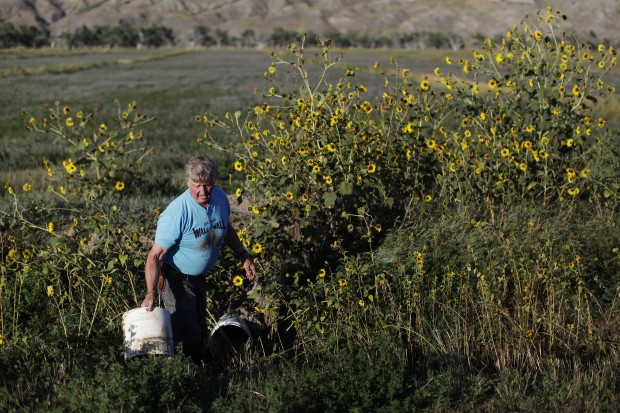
[
  {"left": 447, "top": 33, "right": 464, "bottom": 50},
  {"left": 399, "top": 31, "right": 462, "bottom": 50},
  {"left": 0, "top": 23, "right": 50, "bottom": 48},
  {"left": 322, "top": 31, "right": 391, "bottom": 49},
  {"left": 70, "top": 25, "right": 103, "bottom": 48},
  {"left": 399, "top": 32, "right": 424, "bottom": 49},
  {"left": 425, "top": 32, "right": 449, "bottom": 49},
  {"left": 375, "top": 35, "right": 393, "bottom": 48},
  {"left": 113, "top": 22, "right": 139, "bottom": 48},
  {"left": 304, "top": 31, "right": 319, "bottom": 46},
  {"left": 140, "top": 25, "right": 174, "bottom": 47},
  {"left": 239, "top": 29, "right": 256, "bottom": 48},
  {"left": 93, "top": 25, "right": 114, "bottom": 46},
  {"left": 324, "top": 31, "right": 352, "bottom": 48},
  {"left": 214, "top": 28, "right": 230, "bottom": 47},
  {"left": 17, "top": 24, "right": 50, "bottom": 47},
  {"left": 471, "top": 32, "right": 487, "bottom": 47},
  {"left": 0, "top": 22, "right": 19, "bottom": 48},
  {"left": 194, "top": 25, "right": 216, "bottom": 46},
  {"left": 269, "top": 27, "right": 298, "bottom": 48},
  {"left": 348, "top": 32, "right": 376, "bottom": 48}
]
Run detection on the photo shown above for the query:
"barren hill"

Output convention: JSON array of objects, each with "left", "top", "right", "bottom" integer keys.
[{"left": 1, "top": 0, "right": 618, "bottom": 45}]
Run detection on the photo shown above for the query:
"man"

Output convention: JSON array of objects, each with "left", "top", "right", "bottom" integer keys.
[{"left": 141, "top": 155, "right": 256, "bottom": 360}]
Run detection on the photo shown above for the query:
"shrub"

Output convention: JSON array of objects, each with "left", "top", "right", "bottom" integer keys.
[
  {"left": 200, "top": 8, "right": 618, "bottom": 332},
  {"left": 434, "top": 9, "right": 618, "bottom": 208},
  {"left": 1, "top": 101, "right": 156, "bottom": 343}
]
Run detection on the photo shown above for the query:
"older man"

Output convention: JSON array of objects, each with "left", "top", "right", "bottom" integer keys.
[{"left": 141, "top": 155, "right": 256, "bottom": 360}]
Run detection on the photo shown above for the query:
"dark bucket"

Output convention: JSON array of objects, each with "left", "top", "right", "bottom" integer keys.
[{"left": 208, "top": 313, "right": 253, "bottom": 358}]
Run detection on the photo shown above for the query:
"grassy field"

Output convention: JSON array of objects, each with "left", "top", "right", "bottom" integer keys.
[
  {"left": 0, "top": 47, "right": 407, "bottom": 194},
  {"left": 1, "top": 42, "right": 619, "bottom": 412},
  {"left": 0, "top": 49, "right": 265, "bottom": 178}
]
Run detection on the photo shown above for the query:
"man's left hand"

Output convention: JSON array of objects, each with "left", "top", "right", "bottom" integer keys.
[{"left": 243, "top": 258, "right": 256, "bottom": 281}]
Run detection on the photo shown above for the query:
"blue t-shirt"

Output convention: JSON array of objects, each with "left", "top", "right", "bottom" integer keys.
[{"left": 155, "top": 187, "right": 230, "bottom": 276}]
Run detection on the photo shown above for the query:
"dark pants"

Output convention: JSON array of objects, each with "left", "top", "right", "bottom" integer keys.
[{"left": 159, "top": 265, "right": 207, "bottom": 361}]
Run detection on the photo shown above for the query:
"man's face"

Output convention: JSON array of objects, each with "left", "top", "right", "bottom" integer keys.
[{"left": 188, "top": 178, "right": 214, "bottom": 207}]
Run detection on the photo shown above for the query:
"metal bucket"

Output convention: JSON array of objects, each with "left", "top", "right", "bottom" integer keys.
[
  {"left": 122, "top": 307, "right": 174, "bottom": 359},
  {"left": 208, "top": 313, "right": 253, "bottom": 358}
]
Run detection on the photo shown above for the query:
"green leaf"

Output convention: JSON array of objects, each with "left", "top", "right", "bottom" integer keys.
[
  {"left": 118, "top": 254, "right": 128, "bottom": 266},
  {"left": 49, "top": 237, "right": 61, "bottom": 251},
  {"left": 339, "top": 181, "right": 355, "bottom": 195},
  {"left": 323, "top": 191, "right": 338, "bottom": 208},
  {"left": 247, "top": 290, "right": 261, "bottom": 300}
]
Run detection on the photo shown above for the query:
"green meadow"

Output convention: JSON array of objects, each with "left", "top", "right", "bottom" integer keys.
[{"left": 1, "top": 13, "right": 619, "bottom": 412}]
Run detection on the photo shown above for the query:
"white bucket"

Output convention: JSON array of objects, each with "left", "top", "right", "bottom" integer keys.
[
  {"left": 122, "top": 307, "right": 174, "bottom": 359},
  {"left": 208, "top": 313, "right": 253, "bottom": 358}
]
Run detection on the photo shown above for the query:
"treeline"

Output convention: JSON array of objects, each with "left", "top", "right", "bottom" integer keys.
[
  {"left": 0, "top": 21, "right": 470, "bottom": 50},
  {"left": 0, "top": 23, "right": 51, "bottom": 48},
  {"left": 0, "top": 22, "right": 174, "bottom": 49}
]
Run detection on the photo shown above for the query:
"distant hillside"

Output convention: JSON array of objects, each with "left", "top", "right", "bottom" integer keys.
[{"left": 1, "top": 0, "right": 618, "bottom": 46}]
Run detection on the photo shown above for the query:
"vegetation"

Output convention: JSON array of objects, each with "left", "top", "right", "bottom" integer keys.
[
  {"left": 1, "top": 8, "right": 619, "bottom": 411},
  {"left": 1, "top": 22, "right": 509, "bottom": 51}
]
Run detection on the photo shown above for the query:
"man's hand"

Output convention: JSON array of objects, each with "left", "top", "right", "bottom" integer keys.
[
  {"left": 140, "top": 291, "right": 157, "bottom": 311},
  {"left": 243, "top": 258, "right": 257, "bottom": 281}
]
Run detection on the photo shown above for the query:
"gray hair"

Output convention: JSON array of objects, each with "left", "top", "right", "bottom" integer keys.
[{"left": 184, "top": 156, "right": 217, "bottom": 184}]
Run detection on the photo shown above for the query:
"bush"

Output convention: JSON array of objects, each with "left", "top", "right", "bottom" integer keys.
[
  {"left": 1, "top": 100, "right": 156, "bottom": 344},
  {"left": 200, "top": 9, "right": 618, "bottom": 341}
]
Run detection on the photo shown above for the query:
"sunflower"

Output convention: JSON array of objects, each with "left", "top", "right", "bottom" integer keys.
[{"left": 252, "top": 243, "right": 263, "bottom": 254}]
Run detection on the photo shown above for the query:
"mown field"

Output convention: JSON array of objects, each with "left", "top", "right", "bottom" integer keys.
[{"left": 1, "top": 14, "right": 620, "bottom": 412}]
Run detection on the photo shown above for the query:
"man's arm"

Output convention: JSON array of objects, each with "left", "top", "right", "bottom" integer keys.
[{"left": 140, "top": 243, "right": 167, "bottom": 311}]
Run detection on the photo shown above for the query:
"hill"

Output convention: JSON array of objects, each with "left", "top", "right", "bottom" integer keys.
[{"left": 0, "top": 0, "right": 618, "bottom": 45}]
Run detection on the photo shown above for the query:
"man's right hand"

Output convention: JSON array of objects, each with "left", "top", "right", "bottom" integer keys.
[{"left": 140, "top": 291, "right": 156, "bottom": 311}]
